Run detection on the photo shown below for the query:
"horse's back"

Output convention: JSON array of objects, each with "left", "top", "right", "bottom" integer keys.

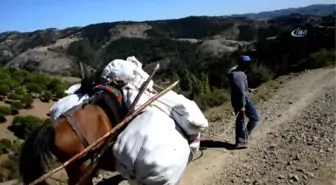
[{"left": 53, "top": 104, "right": 111, "bottom": 157}]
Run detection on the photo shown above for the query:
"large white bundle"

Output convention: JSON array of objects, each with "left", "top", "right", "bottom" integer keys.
[
  {"left": 101, "top": 59, "right": 137, "bottom": 83},
  {"left": 113, "top": 106, "right": 190, "bottom": 185},
  {"left": 49, "top": 93, "right": 89, "bottom": 120},
  {"left": 123, "top": 87, "right": 208, "bottom": 136},
  {"left": 101, "top": 58, "right": 154, "bottom": 92},
  {"left": 126, "top": 56, "right": 142, "bottom": 68},
  {"left": 64, "top": 83, "right": 81, "bottom": 95}
]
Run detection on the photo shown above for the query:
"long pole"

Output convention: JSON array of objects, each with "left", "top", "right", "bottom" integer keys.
[
  {"left": 29, "top": 80, "right": 179, "bottom": 185},
  {"left": 127, "top": 63, "right": 160, "bottom": 113}
]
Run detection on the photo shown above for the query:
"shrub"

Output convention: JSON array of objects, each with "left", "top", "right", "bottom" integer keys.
[
  {"left": 10, "top": 102, "right": 24, "bottom": 110},
  {"left": 47, "top": 79, "right": 62, "bottom": 93},
  {"left": 194, "top": 89, "right": 230, "bottom": 111},
  {"left": 0, "top": 106, "right": 11, "bottom": 115},
  {"left": 0, "top": 139, "right": 12, "bottom": 155},
  {"left": 14, "top": 87, "right": 25, "bottom": 95},
  {"left": 0, "top": 113, "right": 6, "bottom": 124},
  {"left": 20, "top": 94, "right": 34, "bottom": 109},
  {"left": 55, "top": 88, "right": 66, "bottom": 99},
  {"left": 248, "top": 64, "right": 276, "bottom": 87},
  {"left": 44, "top": 118, "right": 52, "bottom": 125},
  {"left": 41, "top": 91, "right": 53, "bottom": 102},
  {"left": 0, "top": 79, "right": 18, "bottom": 90},
  {"left": 9, "top": 116, "right": 44, "bottom": 139},
  {"left": 7, "top": 93, "right": 21, "bottom": 101},
  {"left": 0, "top": 153, "right": 20, "bottom": 182},
  {"left": 26, "top": 83, "right": 42, "bottom": 94},
  {"left": 0, "top": 85, "right": 10, "bottom": 96}
]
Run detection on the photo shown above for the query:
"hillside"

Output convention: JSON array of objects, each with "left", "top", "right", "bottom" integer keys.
[
  {"left": 0, "top": 4, "right": 334, "bottom": 77},
  {"left": 230, "top": 4, "right": 336, "bottom": 20}
]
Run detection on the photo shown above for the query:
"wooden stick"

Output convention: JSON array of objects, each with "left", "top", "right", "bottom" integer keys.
[
  {"left": 127, "top": 63, "right": 160, "bottom": 113},
  {"left": 154, "top": 84, "right": 164, "bottom": 90},
  {"left": 29, "top": 80, "right": 179, "bottom": 185}
]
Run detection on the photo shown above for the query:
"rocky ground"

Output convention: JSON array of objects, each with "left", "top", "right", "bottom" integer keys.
[{"left": 207, "top": 75, "right": 336, "bottom": 185}]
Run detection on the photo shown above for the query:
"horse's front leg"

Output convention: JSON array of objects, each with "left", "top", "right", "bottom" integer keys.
[{"left": 66, "top": 162, "right": 94, "bottom": 185}]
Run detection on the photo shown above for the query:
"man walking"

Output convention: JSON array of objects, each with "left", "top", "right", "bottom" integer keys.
[{"left": 228, "top": 55, "right": 259, "bottom": 149}]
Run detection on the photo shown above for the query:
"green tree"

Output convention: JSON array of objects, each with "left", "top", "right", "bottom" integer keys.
[
  {"left": 7, "top": 93, "right": 21, "bottom": 101},
  {"left": 0, "top": 112, "right": 6, "bottom": 123},
  {"left": 11, "top": 69, "right": 30, "bottom": 84},
  {"left": 47, "top": 79, "right": 62, "bottom": 93},
  {"left": 10, "top": 102, "right": 24, "bottom": 110},
  {"left": 179, "top": 69, "right": 193, "bottom": 91},
  {"left": 199, "top": 73, "right": 210, "bottom": 94},
  {"left": 26, "top": 83, "right": 42, "bottom": 94},
  {"left": 0, "top": 139, "right": 12, "bottom": 155},
  {"left": 0, "top": 79, "right": 18, "bottom": 90},
  {"left": 20, "top": 94, "right": 34, "bottom": 109},
  {"left": 55, "top": 88, "right": 65, "bottom": 99},
  {"left": 0, "top": 85, "right": 10, "bottom": 96},
  {"left": 67, "top": 39, "right": 96, "bottom": 65},
  {"left": 0, "top": 106, "right": 11, "bottom": 115},
  {"left": 41, "top": 91, "right": 53, "bottom": 102},
  {"left": 14, "top": 87, "right": 25, "bottom": 95},
  {"left": 9, "top": 116, "right": 44, "bottom": 139}
]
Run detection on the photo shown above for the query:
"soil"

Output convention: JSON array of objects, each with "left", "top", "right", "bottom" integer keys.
[{"left": 0, "top": 99, "right": 53, "bottom": 141}]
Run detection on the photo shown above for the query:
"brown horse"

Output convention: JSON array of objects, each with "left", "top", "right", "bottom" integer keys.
[
  {"left": 19, "top": 81, "right": 193, "bottom": 185},
  {"left": 19, "top": 84, "right": 129, "bottom": 185}
]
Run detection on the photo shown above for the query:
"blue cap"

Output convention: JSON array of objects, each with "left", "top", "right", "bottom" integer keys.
[{"left": 239, "top": 55, "right": 252, "bottom": 62}]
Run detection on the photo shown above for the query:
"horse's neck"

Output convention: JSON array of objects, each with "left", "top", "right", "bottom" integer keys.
[{"left": 95, "top": 93, "right": 126, "bottom": 126}]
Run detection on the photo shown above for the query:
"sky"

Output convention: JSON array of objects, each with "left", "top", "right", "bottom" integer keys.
[{"left": 1, "top": 0, "right": 335, "bottom": 32}]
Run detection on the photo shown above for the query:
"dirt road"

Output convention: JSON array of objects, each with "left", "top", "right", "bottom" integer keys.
[{"left": 180, "top": 68, "right": 336, "bottom": 185}]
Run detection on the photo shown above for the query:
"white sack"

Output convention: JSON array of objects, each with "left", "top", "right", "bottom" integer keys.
[
  {"left": 126, "top": 56, "right": 142, "bottom": 68},
  {"left": 64, "top": 83, "right": 81, "bottom": 95},
  {"left": 101, "top": 58, "right": 154, "bottom": 92},
  {"left": 122, "top": 87, "right": 208, "bottom": 135},
  {"left": 113, "top": 106, "right": 190, "bottom": 185},
  {"left": 101, "top": 59, "right": 137, "bottom": 83},
  {"left": 49, "top": 93, "right": 89, "bottom": 120}
]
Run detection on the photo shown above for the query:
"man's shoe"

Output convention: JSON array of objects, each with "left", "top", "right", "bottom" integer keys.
[{"left": 234, "top": 142, "right": 248, "bottom": 149}]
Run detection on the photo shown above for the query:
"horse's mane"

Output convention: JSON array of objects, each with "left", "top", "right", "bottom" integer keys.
[
  {"left": 75, "top": 76, "right": 99, "bottom": 95},
  {"left": 85, "top": 83, "right": 128, "bottom": 126}
]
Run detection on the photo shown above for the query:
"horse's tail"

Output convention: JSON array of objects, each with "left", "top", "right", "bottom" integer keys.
[{"left": 19, "top": 123, "right": 55, "bottom": 185}]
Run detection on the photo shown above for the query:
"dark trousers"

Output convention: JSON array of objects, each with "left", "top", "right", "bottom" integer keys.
[{"left": 234, "top": 97, "right": 259, "bottom": 144}]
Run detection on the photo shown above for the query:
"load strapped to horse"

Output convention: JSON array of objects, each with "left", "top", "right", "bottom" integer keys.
[{"left": 19, "top": 56, "right": 208, "bottom": 185}]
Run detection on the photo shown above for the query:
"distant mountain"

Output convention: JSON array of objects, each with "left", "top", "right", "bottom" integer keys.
[
  {"left": 229, "top": 4, "right": 336, "bottom": 20},
  {"left": 0, "top": 4, "right": 334, "bottom": 76}
]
